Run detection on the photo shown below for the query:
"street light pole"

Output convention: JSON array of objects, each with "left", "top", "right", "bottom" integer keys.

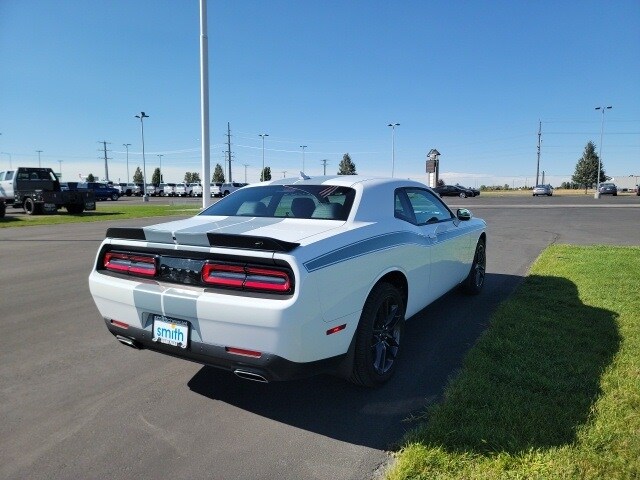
[
  {"left": 300, "top": 145, "right": 307, "bottom": 172},
  {"left": 135, "top": 112, "right": 150, "bottom": 202},
  {"left": 594, "top": 106, "right": 612, "bottom": 198},
  {"left": 58, "top": 160, "right": 63, "bottom": 179},
  {"left": 259, "top": 133, "right": 269, "bottom": 181},
  {"left": 123, "top": 143, "right": 131, "bottom": 182},
  {"left": 157, "top": 154, "right": 164, "bottom": 182},
  {"left": 36, "top": 150, "right": 43, "bottom": 168},
  {"left": 387, "top": 123, "right": 400, "bottom": 177},
  {"left": 243, "top": 164, "right": 249, "bottom": 183},
  {"left": 321, "top": 159, "right": 328, "bottom": 175}
]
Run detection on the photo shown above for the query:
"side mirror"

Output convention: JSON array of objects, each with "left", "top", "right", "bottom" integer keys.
[{"left": 457, "top": 208, "right": 472, "bottom": 221}]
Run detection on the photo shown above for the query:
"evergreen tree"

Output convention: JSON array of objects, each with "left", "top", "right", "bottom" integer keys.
[
  {"left": 151, "top": 167, "right": 161, "bottom": 185},
  {"left": 337, "top": 153, "right": 357, "bottom": 175},
  {"left": 87, "top": 173, "right": 95, "bottom": 182},
  {"left": 184, "top": 172, "right": 193, "bottom": 183},
  {"left": 132, "top": 167, "right": 143, "bottom": 184},
  {"left": 212, "top": 164, "right": 225, "bottom": 183},
  {"left": 260, "top": 167, "right": 272, "bottom": 182},
  {"left": 572, "top": 141, "right": 606, "bottom": 193},
  {"left": 191, "top": 172, "right": 201, "bottom": 183},
  {"left": 437, "top": 178, "right": 445, "bottom": 187}
]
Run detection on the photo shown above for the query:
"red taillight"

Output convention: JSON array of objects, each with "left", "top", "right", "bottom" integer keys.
[
  {"left": 326, "top": 324, "right": 346, "bottom": 335},
  {"left": 104, "top": 252, "right": 157, "bottom": 277},
  {"left": 201, "top": 263, "right": 291, "bottom": 293},
  {"left": 225, "top": 347, "right": 262, "bottom": 358},
  {"left": 110, "top": 319, "right": 129, "bottom": 329},
  {"left": 244, "top": 267, "right": 291, "bottom": 292},
  {"left": 201, "top": 263, "right": 245, "bottom": 288}
]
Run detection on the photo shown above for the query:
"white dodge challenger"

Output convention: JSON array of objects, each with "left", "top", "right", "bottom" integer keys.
[{"left": 89, "top": 176, "right": 486, "bottom": 386}]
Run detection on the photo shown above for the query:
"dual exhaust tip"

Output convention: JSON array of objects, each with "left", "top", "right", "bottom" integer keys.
[
  {"left": 233, "top": 369, "right": 268, "bottom": 383},
  {"left": 115, "top": 335, "right": 268, "bottom": 383}
]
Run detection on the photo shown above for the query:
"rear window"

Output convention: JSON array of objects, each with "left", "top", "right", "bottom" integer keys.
[{"left": 200, "top": 185, "right": 355, "bottom": 220}]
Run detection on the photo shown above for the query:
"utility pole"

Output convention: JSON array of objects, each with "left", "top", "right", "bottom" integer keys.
[
  {"left": 226, "top": 122, "right": 232, "bottom": 182},
  {"left": 321, "top": 159, "right": 328, "bottom": 175},
  {"left": 36, "top": 150, "right": 43, "bottom": 167},
  {"left": 300, "top": 145, "right": 307, "bottom": 172},
  {"left": 242, "top": 163, "right": 249, "bottom": 183},
  {"left": 157, "top": 154, "right": 164, "bottom": 182},
  {"left": 123, "top": 143, "right": 131, "bottom": 182},
  {"left": 99, "top": 141, "right": 111, "bottom": 181},
  {"left": 535, "top": 120, "right": 541, "bottom": 187}
]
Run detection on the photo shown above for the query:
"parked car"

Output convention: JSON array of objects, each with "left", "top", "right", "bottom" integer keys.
[
  {"left": 79, "top": 182, "right": 120, "bottom": 201},
  {"left": 210, "top": 182, "right": 223, "bottom": 197},
  {"left": 221, "top": 182, "right": 245, "bottom": 196},
  {"left": 433, "top": 184, "right": 476, "bottom": 198},
  {"left": 115, "top": 183, "right": 136, "bottom": 196},
  {"left": 190, "top": 183, "right": 203, "bottom": 197},
  {"left": 532, "top": 184, "right": 553, "bottom": 196},
  {"left": 598, "top": 183, "right": 618, "bottom": 196},
  {"left": 1, "top": 168, "right": 95, "bottom": 214},
  {"left": 174, "top": 183, "right": 192, "bottom": 197},
  {"left": 89, "top": 176, "right": 487, "bottom": 386},
  {"left": 157, "top": 183, "right": 177, "bottom": 196}
]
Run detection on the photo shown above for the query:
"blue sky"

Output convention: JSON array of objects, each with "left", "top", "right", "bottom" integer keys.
[{"left": 1, "top": 0, "right": 638, "bottom": 187}]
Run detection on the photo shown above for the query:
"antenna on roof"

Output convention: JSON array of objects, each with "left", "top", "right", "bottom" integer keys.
[{"left": 299, "top": 171, "right": 311, "bottom": 180}]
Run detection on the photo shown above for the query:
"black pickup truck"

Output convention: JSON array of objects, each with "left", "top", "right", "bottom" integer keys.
[{"left": 0, "top": 167, "right": 96, "bottom": 215}]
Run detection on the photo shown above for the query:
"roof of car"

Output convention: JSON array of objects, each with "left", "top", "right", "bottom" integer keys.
[{"left": 255, "top": 175, "right": 428, "bottom": 190}]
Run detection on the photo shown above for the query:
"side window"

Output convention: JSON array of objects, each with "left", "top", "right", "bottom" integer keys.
[
  {"left": 402, "top": 188, "right": 453, "bottom": 225},
  {"left": 394, "top": 190, "right": 416, "bottom": 223},
  {"left": 0, "top": 172, "right": 4, "bottom": 180},
  {"left": 5, "top": 171, "right": 14, "bottom": 180}
]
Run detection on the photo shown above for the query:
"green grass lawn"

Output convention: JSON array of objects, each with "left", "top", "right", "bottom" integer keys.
[
  {"left": 387, "top": 244, "right": 640, "bottom": 479},
  {"left": 0, "top": 203, "right": 202, "bottom": 227}
]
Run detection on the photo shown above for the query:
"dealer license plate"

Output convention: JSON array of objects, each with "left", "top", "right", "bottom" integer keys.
[{"left": 152, "top": 315, "right": 189, "bottom": 349}]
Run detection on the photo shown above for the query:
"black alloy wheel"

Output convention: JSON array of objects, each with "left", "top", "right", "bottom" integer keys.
[
  {"left": 459, "top": 192, "right": 467, "bottom": 198},
  {"left": 461, "top": 239, "right": 486, "bottom": 295},
  {"left": 111, "top": 193, "right": 119, "bottom": 201},
  {"left": 350, "top": 282, "right": 405, "bottom": 387}
]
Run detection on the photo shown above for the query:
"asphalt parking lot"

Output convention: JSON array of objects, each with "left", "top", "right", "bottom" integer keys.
[{"left": 0, "top": 195, "right": 638, "bottom": 480}]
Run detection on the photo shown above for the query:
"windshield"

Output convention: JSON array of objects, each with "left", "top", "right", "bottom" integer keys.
[{"left": 200, "top": 184, "right": 355, "bottom": 220}]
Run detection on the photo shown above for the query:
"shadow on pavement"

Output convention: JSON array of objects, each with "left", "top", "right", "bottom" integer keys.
[{"left": 188, "top": 272, "right": 524, "bottom": 450}]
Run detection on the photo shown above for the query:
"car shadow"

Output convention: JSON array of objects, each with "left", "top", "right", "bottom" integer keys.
[{"left": 187, "top": 272, "right": 531, "bottom": 450}]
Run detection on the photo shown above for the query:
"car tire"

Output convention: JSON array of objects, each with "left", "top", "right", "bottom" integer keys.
[
  {"left": 23, "top": 197, "right": 38, "bottom": 215},
  {"left": 350, "top": 282, "right": 405, "bottom": 387},
  {"left": 111, "top": 193, "right": 119, "bottom": 201},
  {"left": 461, "top": 238, "right": 486, "bottom": 295},
  {"left": 459, "top": 192, "right": 467, "bottom": 198}
]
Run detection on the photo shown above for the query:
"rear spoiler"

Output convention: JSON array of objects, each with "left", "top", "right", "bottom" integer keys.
[{"left": 105, "top": 228, "right": 299, "bottom": 253}]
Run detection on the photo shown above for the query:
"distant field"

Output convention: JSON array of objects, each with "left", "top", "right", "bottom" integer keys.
[
  {"left": 479, "top": 188, "right": 638, "bottom": 197},
  {"left": 0, "top": 203, "right": 201, "bottom": 228}
]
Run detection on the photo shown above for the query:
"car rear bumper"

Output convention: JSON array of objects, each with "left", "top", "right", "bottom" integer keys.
[{"left": 104, "top": 318, "right": 347, "bottom": 382}]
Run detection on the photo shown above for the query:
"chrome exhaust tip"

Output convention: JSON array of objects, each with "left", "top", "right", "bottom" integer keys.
[
  {"left": 116, "top": 335, "right": 141, "bottom": 349},
  {"left": 234, "top": 369, "right": 268, "bottom": 383}
]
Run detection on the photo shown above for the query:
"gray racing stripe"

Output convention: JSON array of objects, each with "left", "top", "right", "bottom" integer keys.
[{"left": 303, "top": 231, "right": 433, "bottom": 272}]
